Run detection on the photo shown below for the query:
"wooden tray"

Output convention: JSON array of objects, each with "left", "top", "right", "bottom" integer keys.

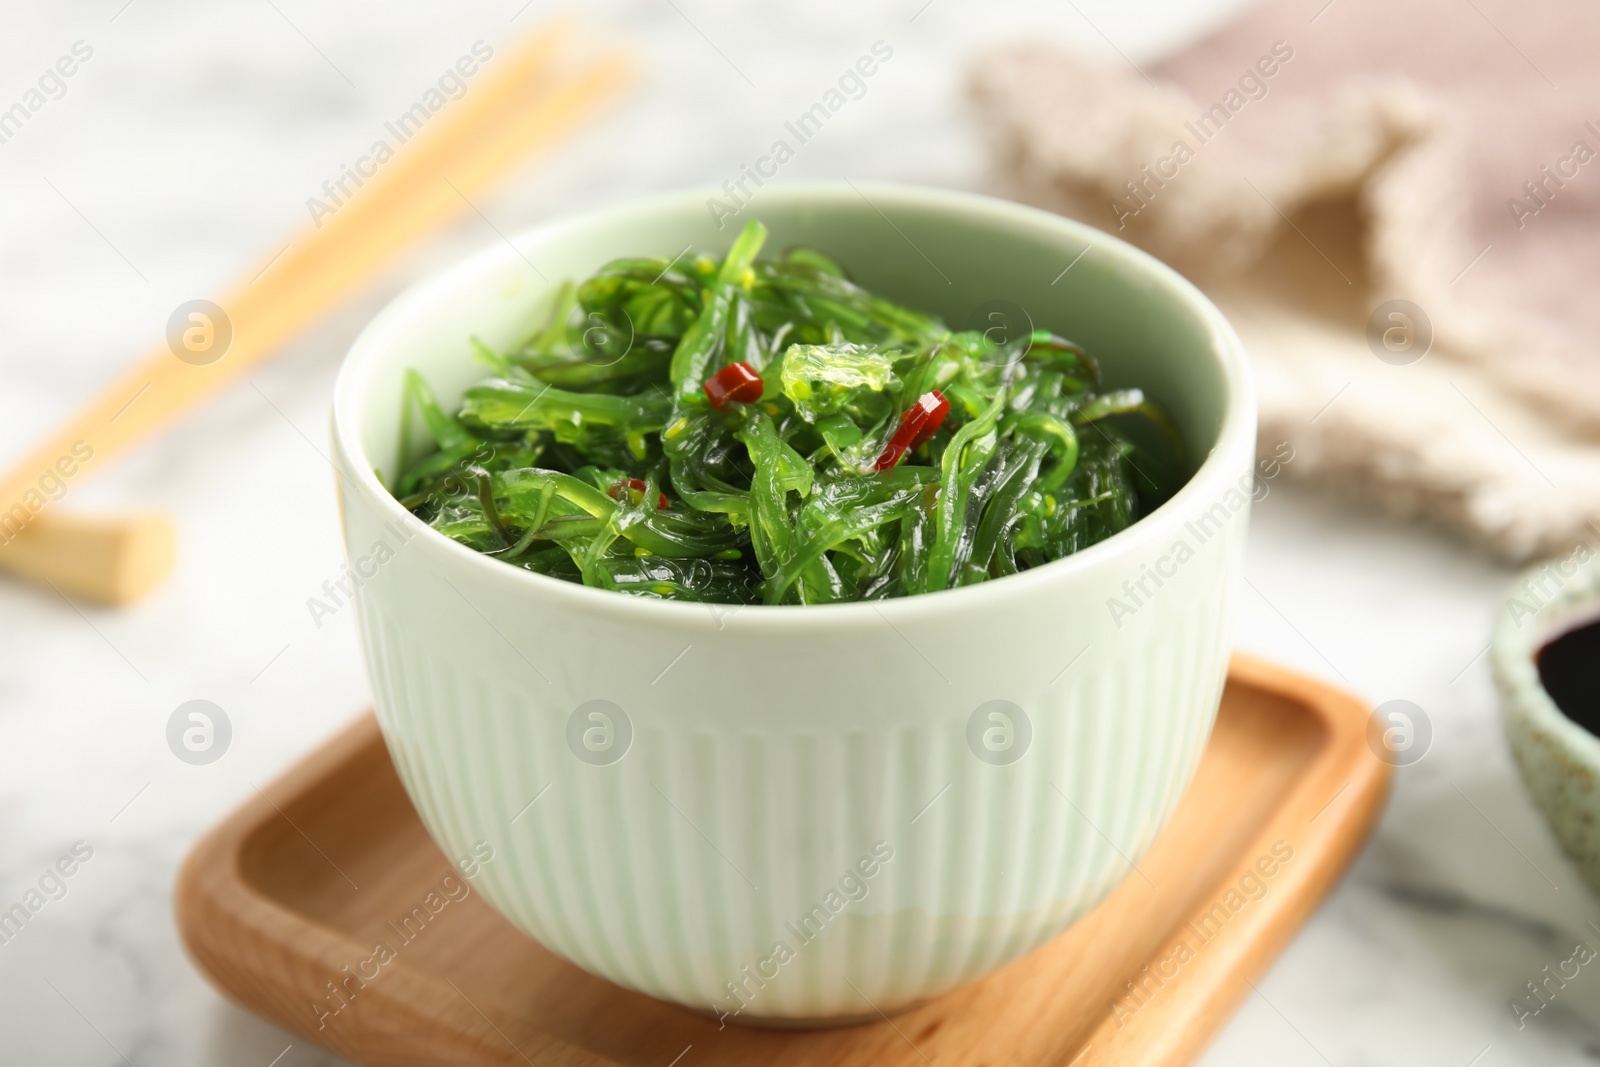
[{"left": 176, "top": 654, "right": 1388, "bottom": 1066}]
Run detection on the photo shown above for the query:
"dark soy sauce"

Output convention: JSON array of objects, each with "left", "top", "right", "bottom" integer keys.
[{"left": 1538, "top": 618, "right": 1600, "bottom": 735}]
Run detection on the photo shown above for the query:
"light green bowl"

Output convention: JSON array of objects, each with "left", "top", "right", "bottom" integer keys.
[
  {"left": 1493, "top": 549, "right": 1600, "bottom": 893},
  {"left": 332, "top": 183, "right": 1256, "bottom": 1021}
]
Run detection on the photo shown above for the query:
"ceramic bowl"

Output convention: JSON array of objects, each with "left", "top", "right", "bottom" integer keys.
[
  {"left": 1493, "top": 549, "right": 1600, "bottom": 895},
  {"left": 330, "top": 184, "right": 1255, "bottom": 1022}
]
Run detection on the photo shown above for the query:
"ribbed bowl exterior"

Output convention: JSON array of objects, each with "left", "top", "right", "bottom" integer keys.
[
  {"left": 339, "top": 501, "right": 1243, "bottom": 1019},
  {"left": 330, "top": 184, "right": 1255, "bottom": 1021}
]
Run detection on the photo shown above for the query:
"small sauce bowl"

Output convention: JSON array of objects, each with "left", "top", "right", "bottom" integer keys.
[{"left": 1493, "top": 548, "right": 1600, "bottom": 893}]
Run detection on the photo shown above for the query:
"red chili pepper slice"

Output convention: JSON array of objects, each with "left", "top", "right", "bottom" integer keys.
[
  {"left": 609, "top": 478, "right": 669, "bottom": 510},
  {"left": 873, "top": 391, "right": 950, "bottom": 471},
  {"left": 704, "top": 361, "right": 764, "bottom": 410}
]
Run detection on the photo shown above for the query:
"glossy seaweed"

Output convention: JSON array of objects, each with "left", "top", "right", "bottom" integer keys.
[{"left": 393, "top": 220, "right": 1185, "bottom": 605}]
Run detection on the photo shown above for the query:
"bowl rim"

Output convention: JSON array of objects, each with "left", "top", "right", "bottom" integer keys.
[{"left": 330, "top": 181, "right": 1256, "bottom": 632}]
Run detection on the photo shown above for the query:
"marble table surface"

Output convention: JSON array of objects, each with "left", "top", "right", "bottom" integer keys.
[{"left": 1, "top": 1, "right": 1593, "bottom": 1063}]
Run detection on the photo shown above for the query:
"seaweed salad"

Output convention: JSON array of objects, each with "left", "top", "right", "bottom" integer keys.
[{"left": 393, "top": 220, "right": 1185, "bottom": 605}]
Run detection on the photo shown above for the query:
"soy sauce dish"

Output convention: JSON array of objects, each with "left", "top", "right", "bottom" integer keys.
[
  {"left": 1494, "top": 552, "right": 1600, "bottom": 896},
  {"left": 330, "top": 184, "right": 1255, "bottom": 1022}
]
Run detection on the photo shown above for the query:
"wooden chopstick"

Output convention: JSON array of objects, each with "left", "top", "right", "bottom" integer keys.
[{"left": 0, "top": 18, "right": 633, "bottom": 602}]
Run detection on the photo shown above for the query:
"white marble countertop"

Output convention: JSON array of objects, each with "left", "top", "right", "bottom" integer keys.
[{"left": 0, "top": 1, "right": 1591, "bottom": 1064}]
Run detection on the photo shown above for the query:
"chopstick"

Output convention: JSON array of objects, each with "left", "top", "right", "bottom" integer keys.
[{"left": 0, "top": 18, "right": 633, "bottom": 605}]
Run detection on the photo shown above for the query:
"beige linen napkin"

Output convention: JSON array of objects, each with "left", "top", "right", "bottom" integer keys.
[{"left": 970, "top": 0, "right": 1600, "bottom": 561}]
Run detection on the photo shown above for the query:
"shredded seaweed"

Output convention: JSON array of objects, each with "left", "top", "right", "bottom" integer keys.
[{"left": 394, "top": 220, "right": 1186, "bottom": 605}]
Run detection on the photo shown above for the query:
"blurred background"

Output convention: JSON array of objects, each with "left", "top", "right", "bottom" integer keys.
[{"left": 1, "top": 0, "right": 1594, "bottom": 1063}]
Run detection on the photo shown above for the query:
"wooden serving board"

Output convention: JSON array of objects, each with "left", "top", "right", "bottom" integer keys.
[{"left": 176, "top": 654, "right": 1388, "bottom": 1066}]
